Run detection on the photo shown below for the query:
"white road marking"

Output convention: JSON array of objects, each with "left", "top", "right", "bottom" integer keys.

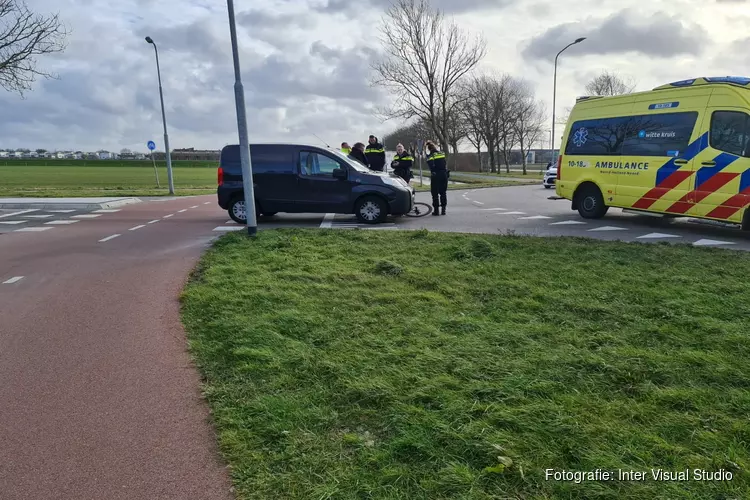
[
  {"left": 496, "top": 211, "right": 527, "bottom": 215},
  {"left": 129, "top": 225, "right": 146, "bottom": 231},
  {"left": 636, "top": 233, "right": 681, "bottom": 239},
  {"left": 46, "top": 209, "right": 76, "bottom": 213},
  {"left": 93, "top": 209, "right": 121, "bottom": 213},
  {"left": 225, "top": 220, "right": 237, "bottom": 224},
  {"left": 588, "top": 226, "right": 628, "bottom": 232},
  {"left": 148, "top": 220, "right": 160, "bottom": 224},
  {"left": 0, "top": 209, "right": 38, "bottom": 219},
  {"left": 24, "top": 214, "right": 54, "bottom": 219},
  {"left": 2, "top": 276, "right": 24, "bottom": 284},
  {"left": 98, "top": 234, "right": 120, "bottom": 242},
  {"left": 320, "top": 213, "right": 335, "bottom": 228},
  {"left": 693, "top": 239, "right": 736, "bottom": 247},
  {"left": 163, "top": 214, "right": 174, "bottom": 218},
  {"left": 203, "top": 202, "right": 211, "bottom": 205},
  {"left": 519, "top": 215, "right": 552, "bottom": 220},
  {"left": 14, "top": 227, "right": 53, "bottom": 232},
  {"left": 45, "top": 220, "right": 80, "bottom": 225},
  {"left": 472, "top": 201, "right": 485, "bottom": 206},
  {"left": 190, "top": 205, "right": 199, "bottom": 209},
  {"left": 480, "top": 208, "right": 507, "bottom": 211},
  {"left": 213, "top": 226, "right": 244, "bottom": 231},
  {"left": 0, "top": 220, "right": 27, "bottom": 225},
  {"left": 178, "top": 209, "right": 187, "bottom": 213},
  {"left": 72, "top": 214, "right": 102, "bottom": 219},
  {"left": 549, "top": 220, "right": 587, "bottom": 225}
]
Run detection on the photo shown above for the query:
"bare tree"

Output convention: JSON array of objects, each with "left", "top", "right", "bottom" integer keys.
[
  {"left": 585, "top": 71, "right": 636, "bottom": 97},
  {"left": 382, "top": 119, "right": 431, "bottom": 152},
  {"left": 0, "top": 0, "right": 68, "bottom": 96},
  {"left": 371, "top": 0, "right": 486, "bottom": 153},
  {"left": 513, "top": 80, "right": 547, "bottom": 175},
  {"left": 459, "top": 79, "right": 486, "bottom": 172}
]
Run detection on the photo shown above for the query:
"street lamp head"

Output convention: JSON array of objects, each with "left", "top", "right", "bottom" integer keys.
[
  {"left": 145, "top": 36, "right": 154, "bottom": 44},
  {"left": 574, "top": 37, "right": 586, "bottom": 44}
]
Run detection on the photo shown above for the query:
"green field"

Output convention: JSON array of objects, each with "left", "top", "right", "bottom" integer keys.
[
  {"left": 0, "top": 163, "right": 217, "bottom": 197},
  {"left": 181, "top": 229, "right": 750, "bottom": 499}
]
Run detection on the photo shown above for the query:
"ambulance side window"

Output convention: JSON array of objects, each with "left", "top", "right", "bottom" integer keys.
[{"left": 710, "top": 111, "right": 750, "bottom": 157}]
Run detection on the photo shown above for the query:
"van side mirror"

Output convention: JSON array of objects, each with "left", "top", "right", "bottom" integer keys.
[{"left": 333, "top": 168, "right": 347, "bottom": 179}]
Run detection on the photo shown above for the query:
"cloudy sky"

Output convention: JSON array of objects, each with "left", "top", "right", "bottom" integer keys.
[{"left": 1, "top": 0, "right": 747, "bottom": 153}]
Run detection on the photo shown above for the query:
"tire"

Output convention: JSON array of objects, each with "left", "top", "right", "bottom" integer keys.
[
  {"left": 228, "top": 197, "right": 246, "bottom": 223},
  {"left": 544, "top": 185, "right": 552, "bottom": 189},
  {"left": 576, "top": 185, "right": 609, "bottom": 219},
  {"left": 355, "top": 195, "right": 388, "bottom": 224}
]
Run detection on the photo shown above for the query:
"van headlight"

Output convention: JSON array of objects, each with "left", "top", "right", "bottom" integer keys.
[{"left": 383, "top": 176, "right": 407, "bottom": 188}]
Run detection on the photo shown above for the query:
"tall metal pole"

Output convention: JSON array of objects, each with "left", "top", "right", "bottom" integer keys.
[
  {"left": 550, "top": 37, "right": 586, "bottom": 167},
  {"left": 148, "top": 40, "right": 174, "bottom": 195},
  {"left": 151, "top": 153, "right": 161, "bottom": 188},
  {"left": 226, "top": 0, "right": 257, "bottom": 236}
]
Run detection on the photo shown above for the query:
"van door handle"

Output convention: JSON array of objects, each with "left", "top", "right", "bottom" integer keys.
[
  {"left": 674, "top": 159, "right": 688, "bottom": 165},
  {"left": 701, "top": 161, "right": 716, "bottom": 166}
]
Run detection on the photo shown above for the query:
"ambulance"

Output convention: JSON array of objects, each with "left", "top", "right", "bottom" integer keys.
[{"left": 556, "top": 76, "right": 750, "bottom": 230}]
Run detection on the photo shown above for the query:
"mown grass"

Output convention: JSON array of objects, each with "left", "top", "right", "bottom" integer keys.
[
  {"left": 0, "top": 165, "right": 216, "bottom": 197},
  {"left": 181, "top": 229, "right": 750, "bottom": 499}
]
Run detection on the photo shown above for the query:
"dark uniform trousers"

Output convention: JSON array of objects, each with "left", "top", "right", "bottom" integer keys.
[{"left": 431, "top": 171, "right": 448, "bottom": 209}]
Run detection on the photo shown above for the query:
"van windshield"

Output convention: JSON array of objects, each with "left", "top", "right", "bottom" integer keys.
[{"left": 330, "top": 150, "right": 372, "bottom": 172}]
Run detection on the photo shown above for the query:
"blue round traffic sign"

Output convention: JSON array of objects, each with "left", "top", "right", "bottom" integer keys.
[{"left": 147, "top": 141, "right": 156, "bottom": 151}]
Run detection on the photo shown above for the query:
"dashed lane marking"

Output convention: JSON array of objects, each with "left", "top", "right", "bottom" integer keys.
[
  {"left": 190, "top": 205, "right": 199, "bottom": 209},
  {"left": 0, "top": 221, "right": 26, "bottom": 225},
  {"left": 46, "top": 209, "right": 76, "bottom": 213},
  {"left": 203, "top": 202, "right": 211, "bottom": 205},
  {"left": 519, "top": 215, "right": 552, "bottom": 220},
  {"left": 496, "top": 211, "right": 526, "bottom": 215},
  {"left": 0, "top": 209, "right": 38, "bottom": 219},
  {"left": 213, "top": 226, "right": 244, "bottom": 231},
  {"left": 45, "top": 220, "right": 80, "bottom": 225},
  {"left": 148, "top": 220, "right": 160, "bottom": 224},
  {"left": 2, "top": 276, "right": 24, "bottom": 284},
  {"left": 693, "top": 239, "right": 736, "bottom": 247},
  {"left": 23, "top": 214, "right": 54, "bottom": 219},
  {"left": 14, "top": 227, "right": 53, "bottom": 232},
  {"left": 98, "top": 234, "right": 120, "bottom": 242},
  {"left": 72, "top": 214, "right": 102, "bottom": 219},
  {"left": 163, "top": 214, "right": 174, "bottom": 218},
  {"left": 549, "top": 220, "right": 587, "bottom": 225},
  {"left": 479, "top": 208, "right": 507, "bottom": 211},
  {"left": 636, "top": 233, "right": 681, "bottom": 239},
  {"left": 129, "top": 225, "right": 146, "bottom": 231},
  {"left": 178, "top": 209, "right": 187, "bottom": 213},
  {"left": 472, "top": 201, "right": 485, "bottom": 206},
  {"left": 588, "top": 226, "right": 628, "bottom": 232},
  {"left": 93, "top": 209, "right": 121, "bottom": 213}
]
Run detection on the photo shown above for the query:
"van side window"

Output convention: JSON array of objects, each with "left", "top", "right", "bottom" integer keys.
[
  {"left": 565, "top": 112, "right": 698, "bottom": 157},
  {"left": 710, "top": 111, "right": 750, "bottom": 157},
  {"left": 299, "top": 151, "right": 342, "bottom": 176}
]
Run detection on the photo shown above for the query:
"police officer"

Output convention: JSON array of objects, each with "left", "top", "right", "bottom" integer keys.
[
  {"left": 365, "top": 135, "right": 386, "bottom": 172},
  {"left": 341, "top": 142, "right": 351, "bottom": 155},
  {"left": 426, "top": 140, "right": 448, "bottom": 215},
  {"left": 390, "top": 143, "right": 414, "bottom": 183}
]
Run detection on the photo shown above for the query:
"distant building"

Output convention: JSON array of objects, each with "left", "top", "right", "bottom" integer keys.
[
  {"left": 97, "top": 150, "right": 113, "bottom": 160},
  {"left": 152, "top": 147, "right": 220, "bottom": 161},
  {"left": 0, "top": 151, "right": 8, "bottom": 158}
]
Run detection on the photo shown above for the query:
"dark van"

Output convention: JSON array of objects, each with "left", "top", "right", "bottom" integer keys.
[{"left": 217, "top": 143, "right": 414, "bottom": 224}]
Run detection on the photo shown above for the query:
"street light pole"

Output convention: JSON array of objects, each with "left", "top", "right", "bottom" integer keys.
[
  {"left": 551, "top": 37, "right": 586, "bottom": 166},
  {"left": 226, "top": 0, "right": 258, "bottom": 236},
  {"left": 145, "top": 36, "right": 174, "bottom": 195}
]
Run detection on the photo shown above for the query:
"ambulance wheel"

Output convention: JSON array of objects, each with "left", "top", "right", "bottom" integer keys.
[{"left": 576, "top": 184, "right": 608, "bottom": 219}]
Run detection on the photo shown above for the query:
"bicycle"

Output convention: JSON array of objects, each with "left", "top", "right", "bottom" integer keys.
[{"left": 404, "top": 201, "right": 433, "bottom": 218}]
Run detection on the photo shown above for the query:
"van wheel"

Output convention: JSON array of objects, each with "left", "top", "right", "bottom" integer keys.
[
  {"left": 228, "top": 198, "right": 247, "bottom": 224},
  {"left": 576, "top": 185, "right": 608, "bottom": 219},
  {"left": 355, "top": 196, "right": 387, "bottom": 224}
]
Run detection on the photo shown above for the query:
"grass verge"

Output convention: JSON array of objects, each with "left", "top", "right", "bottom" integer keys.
[
  {"left": 181, "top": 229, "right": 750, "bottom": 499},
  {"left": 0, "top": 165, "right": 215, "bottom": 197}
]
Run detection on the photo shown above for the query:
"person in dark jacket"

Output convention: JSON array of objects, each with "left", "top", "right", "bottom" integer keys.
[
  {"left": 348, "top": 142, "right": 369, "bottom": 167},
  {"left": 390, "top": 143, "right": 414, "bottom": 183},
  {"left": 365, "top": 135, "right": 386, "bottom": 172},
  {"left": 426, "top": 140, "right": 448, "bottom": 215}
]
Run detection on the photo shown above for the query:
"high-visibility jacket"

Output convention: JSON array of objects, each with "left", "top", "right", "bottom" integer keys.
[
  {"left": 341, "top": 147, "right": 351, "bottom": 155},
  {"left": 391, "top": 151, "right": 414, "bottom": 170},
  {"left": 426, "top": 150, "right": 447, "bottom": 173},
  {"left": 365, "top": 142, "right": 386, "bottom": 170}
]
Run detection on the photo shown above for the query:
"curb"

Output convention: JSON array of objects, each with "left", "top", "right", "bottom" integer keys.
[{"left": 0, "top": 197, "right": 143, "bottom": 210}]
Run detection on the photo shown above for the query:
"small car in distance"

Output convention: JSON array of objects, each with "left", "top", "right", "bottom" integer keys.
[{"left": 542, "top": 163, "right": 557, "bottom": 189}]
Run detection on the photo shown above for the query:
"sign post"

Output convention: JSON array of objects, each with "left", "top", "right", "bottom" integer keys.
[
  {"left": 416, "top": 138, "right": 424, "bottom": 186},
  {"left": 147, "top": 141, "right": 160, "bottom": 188}
]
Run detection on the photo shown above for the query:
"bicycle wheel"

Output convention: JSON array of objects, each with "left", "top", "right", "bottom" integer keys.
[{"left": 404, "top": 202, "right": 433, "bottom": 218}]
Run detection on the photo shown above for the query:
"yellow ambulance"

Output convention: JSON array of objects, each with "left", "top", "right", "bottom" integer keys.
[{"left": 556, "top": 76, "right": 750, "bottom": 230}]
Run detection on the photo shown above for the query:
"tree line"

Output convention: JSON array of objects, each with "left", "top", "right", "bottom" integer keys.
[{"left": 373, "top": 0, "right": 636, "bottom": 174}]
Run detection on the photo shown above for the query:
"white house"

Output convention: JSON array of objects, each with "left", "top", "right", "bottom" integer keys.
[
  {"left": 29, "top": 152, "right": 38, "bottom": 158},
  {"left": 97, "top": 150, "right": 112, "bottom": 160},
  {"left": 55, "top": 152, "right": 65, "bottom": 159},
  {"left": 0, "top": 151, "right": 8, "bottom": 158}
]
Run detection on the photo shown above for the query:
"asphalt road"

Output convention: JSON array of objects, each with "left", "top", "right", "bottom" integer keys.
[{"left": 1, "top": 185, "right": 749, "bottom": 499}]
